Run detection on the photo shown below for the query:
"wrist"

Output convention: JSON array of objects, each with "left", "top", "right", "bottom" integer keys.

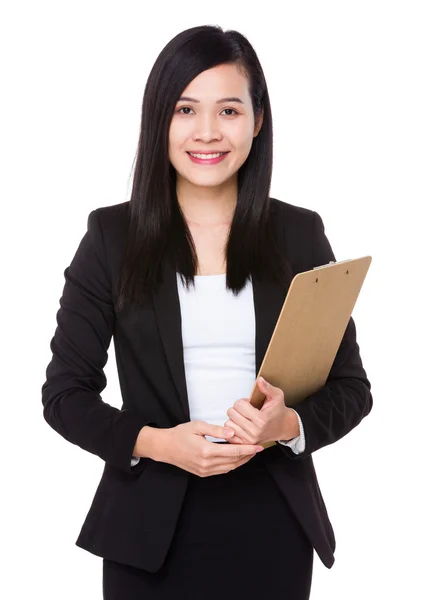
[
  {"left": 134, "top": 425, "right": 170, "bottom": 462},
  {"left": 278, "top": 408, "right": 300, "bottom": 441}
]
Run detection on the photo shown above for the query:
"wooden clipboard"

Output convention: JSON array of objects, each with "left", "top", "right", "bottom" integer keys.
[{"left": 249, "top": 256, "right": 372, "bottom": 449}]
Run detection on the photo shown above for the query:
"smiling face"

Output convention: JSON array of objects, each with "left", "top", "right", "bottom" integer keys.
[{"left": 168, "top": 63, "right": 263, "bottom": 192}]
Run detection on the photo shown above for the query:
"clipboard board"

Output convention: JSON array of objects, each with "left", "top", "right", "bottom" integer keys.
[{"left": 249, "top": 255, "right": 372, "bottom": 449}]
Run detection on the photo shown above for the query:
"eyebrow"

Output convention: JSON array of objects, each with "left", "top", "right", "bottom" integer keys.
[{"left": 177, "top": 96, "right": 244, "bottom": 104}]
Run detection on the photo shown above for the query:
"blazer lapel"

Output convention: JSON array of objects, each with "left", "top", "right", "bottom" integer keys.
[
  {"left": 151, "top": 257, "right": 190, "bottom": 421},
  {"left": 152, "top": 257, "right": 287, "bottom": 423}
]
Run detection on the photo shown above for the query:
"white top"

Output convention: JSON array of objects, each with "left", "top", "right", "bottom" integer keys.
[{"left": 131, "top": 272, "right": 305, "bottom": 466}]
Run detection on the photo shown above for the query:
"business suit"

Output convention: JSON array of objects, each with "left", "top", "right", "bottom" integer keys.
[{"left": 41, "top": 196, "right": 372, "bottom": 573}]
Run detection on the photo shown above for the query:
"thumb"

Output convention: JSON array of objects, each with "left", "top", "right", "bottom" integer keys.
[
  {"left": 258, "top": 377, "right": 284, "bottom": 405},
  {"left": 258, "top": 376, "right": 271, "bottom": 391}
]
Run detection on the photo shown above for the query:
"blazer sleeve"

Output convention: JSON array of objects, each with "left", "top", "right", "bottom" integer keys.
[
  {"left": 41, "top": 209, "right": 154, "bottom": 475},
  {"left": 278, "top": 210, "right": 373, "bottom": 460}
]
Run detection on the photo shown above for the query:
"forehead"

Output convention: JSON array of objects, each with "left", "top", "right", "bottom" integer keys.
[{"left": 179, "top": 64, "right": 250, "bottom": 102}]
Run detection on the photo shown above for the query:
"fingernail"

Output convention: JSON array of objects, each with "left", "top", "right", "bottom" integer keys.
[
  {"left": 224, "top": 428, "right": 234, "bottom": 436},
  {"left": 256, "top": 446, "right": 265, "bottom": 452}
]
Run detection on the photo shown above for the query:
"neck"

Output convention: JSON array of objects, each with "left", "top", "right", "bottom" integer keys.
[{"left": 176, "top": 178, "right": 237, "bottom": 226}]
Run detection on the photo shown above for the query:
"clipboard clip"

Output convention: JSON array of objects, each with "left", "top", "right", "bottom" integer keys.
[
  {"left": 313, "top": 260, "right": 336, "bottom": 270},
  {"left": 313, "top": 258, "right": 358, "bottom": 271}
]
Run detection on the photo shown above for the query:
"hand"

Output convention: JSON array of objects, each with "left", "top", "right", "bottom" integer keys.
[
  {"left": 156, "top": 421, "right": 265, "bottom": 477},
  {"left": 224, "top": 377, "right": 299, "bottom": 445}
]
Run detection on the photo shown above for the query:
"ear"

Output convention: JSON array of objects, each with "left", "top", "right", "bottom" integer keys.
[{"left": 253, "top": 107, "right": 264, "bottom": 137}]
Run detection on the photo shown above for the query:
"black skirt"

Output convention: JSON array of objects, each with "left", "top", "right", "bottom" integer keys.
[{"left": 103, "top": 449, "right": 314, "bottom": 600}]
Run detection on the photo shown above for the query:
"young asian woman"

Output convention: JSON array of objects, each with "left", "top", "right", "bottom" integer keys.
[{"left": 41, "top": 24, "right": 373, "bottom": 600}]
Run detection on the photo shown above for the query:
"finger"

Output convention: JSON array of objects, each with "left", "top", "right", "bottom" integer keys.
[
  {"left": 225, "top": 410, "right": 255, "bottom": 437},
  {"left": 226, "top": 433, "right": 247, "bottom": 444},
  {"left": 219, "top": 443, "right": 264, "bottom": 457},
  {"left": 237, "top": 443, "right": 263, "bottom": 455},
  {"left": 231, "top": 398, "right": 260, "bottom": 419},
  {"left": 193, "top": 421, "right": 235, "bottom": 440},
  {"left": 214, "top": 453, "right": 255, "bottom": 476},
  {"left": 224, "top": 419, "right": 250, "bottom": 443}
]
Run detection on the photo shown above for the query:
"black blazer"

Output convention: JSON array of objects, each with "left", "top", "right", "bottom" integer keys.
[{"left": 41, "top": 197, "right": 372, "bottom": 573}]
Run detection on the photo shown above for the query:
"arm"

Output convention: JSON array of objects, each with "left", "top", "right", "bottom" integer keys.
[
  {"left": 41, "top": 209, "right": 155, "bottom": 475},
  {"left": 278, "top": 211, "right": 373, "bottom": 460}
]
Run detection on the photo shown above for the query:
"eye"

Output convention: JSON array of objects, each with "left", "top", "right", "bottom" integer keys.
[
  {"left": 177, "top": 107, "right": 194, "bottom": 115},
  {"left": 221, "top": 108, "right": 238, "bottom": 116},
  {"left": 176, "top": 107, "right": 239, "bottom": 116}
]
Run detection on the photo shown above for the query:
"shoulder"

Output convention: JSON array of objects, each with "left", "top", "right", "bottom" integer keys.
[
  {"left": 269, "top": 197, "right": 328, "bottom": 271},
  {"left": 269, "top": 197, "right": 317, "bottom": 243},
  {"left": 269, "top": 196, "right": 314, "bottom": 223},
  {"left": 81, "top": 202, "right": 131, "bottom": 277},
  {"left": 87, "top": 201, "right": 130, "bottom": 245},
  {"left": 91, "top": 201, "right": 130, "bottom": 228}
]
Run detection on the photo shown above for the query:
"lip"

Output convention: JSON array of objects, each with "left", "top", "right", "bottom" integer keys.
[
  {"left": 187, "top": 150, "right": 229, "bottom": 154},
  {"left": 187, "top": 151, "right": 229, "bottom": 165}
]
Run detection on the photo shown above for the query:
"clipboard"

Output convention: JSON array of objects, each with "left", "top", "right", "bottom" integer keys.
[{"left": 249, "top": 255, "right": 372, "bottom": 449}]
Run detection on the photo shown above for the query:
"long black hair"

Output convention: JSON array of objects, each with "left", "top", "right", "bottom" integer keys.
[{"left": 114, "top": 24, "right": 293, "bottom": 312}]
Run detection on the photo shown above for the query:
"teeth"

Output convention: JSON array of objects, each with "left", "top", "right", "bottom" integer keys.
[{"left": 189, "top": 152, "right": 226, "bottom": 159}]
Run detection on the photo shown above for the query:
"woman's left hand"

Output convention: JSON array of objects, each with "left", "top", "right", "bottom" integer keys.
[{"left": 224, "top": 377, "right": 298, "bottom": 445}]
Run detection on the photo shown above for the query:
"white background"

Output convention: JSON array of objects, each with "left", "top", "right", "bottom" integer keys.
[{"left": 2, "top": 1, "right": 420, "bottom": 598}]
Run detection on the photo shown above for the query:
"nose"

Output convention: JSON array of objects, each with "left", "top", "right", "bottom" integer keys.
[{"left": 192, "top": 114, "right": 223, "bottom": 142}]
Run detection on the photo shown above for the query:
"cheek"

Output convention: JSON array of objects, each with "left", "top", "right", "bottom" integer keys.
[
  {"left": 228, "top": 126, "right": 254, "bottom": 153},
  {"left": 229, "top": 137, "right": 254, "bottom": 166},
  {"left": 168, "top": 129, "right": 187, "bottom": 164},
  {"left": 168, "top": 122, "right": 184, "bottom": 149}
]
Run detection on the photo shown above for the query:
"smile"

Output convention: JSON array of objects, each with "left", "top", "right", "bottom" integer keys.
[{"left": 187, "top": 152, "right": 229, "bottom": 165}]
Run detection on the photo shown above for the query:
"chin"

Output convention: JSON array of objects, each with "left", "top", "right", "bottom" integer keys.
[{"left": 188, "top": 176, "right": 233, "bottom": 188}]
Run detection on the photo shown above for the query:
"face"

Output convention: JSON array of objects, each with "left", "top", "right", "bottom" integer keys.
[{"left": 168, "top": 63, "right": 263, "bottom": 191}]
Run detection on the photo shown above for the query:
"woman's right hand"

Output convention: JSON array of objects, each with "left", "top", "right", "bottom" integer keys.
[{"left": 156, "top": 421, "right": 265, "bottom": 477}]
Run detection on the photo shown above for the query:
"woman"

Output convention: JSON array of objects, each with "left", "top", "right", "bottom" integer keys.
[{"left": 42, "top": 25, "right": 373, "bottom": 599}]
